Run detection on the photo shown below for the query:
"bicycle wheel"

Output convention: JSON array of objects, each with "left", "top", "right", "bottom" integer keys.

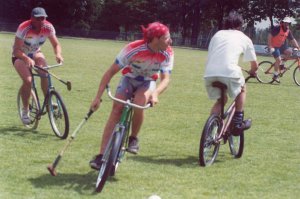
[
  {"left": 293, "top": 66, "right": 300, "bottom": 86},
  {"left": 256, "top": 61, "right": 274, "bottom": 83},
  {"left": 96, "top": 131, "right": 122, "bottom": 192},
  {"left": 228, "top": 133, "right": 244, "bottom": 158},
  {"left": 199, "top": 115, "right": 221, "bottom": 167},
  {"left": 17, "top": 89, "right": 39, "bottom": 129},
  {"left": 47, "top": 90, "right": 69, "bottom": 139}
]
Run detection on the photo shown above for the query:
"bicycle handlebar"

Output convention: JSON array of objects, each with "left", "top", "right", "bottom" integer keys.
[
  {"left": 105, "top": 84, "right": 152, "bottom": 109},
  {"left": 33, "top": 62, "right": 63, "bottom": 71}
]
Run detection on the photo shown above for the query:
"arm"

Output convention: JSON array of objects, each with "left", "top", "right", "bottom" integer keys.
[
  {"left": 12, "top": 37, "right": 35, "bottom": 67},
  {"left": 90, "top": 63, "right": 121, "bottom": 111},
  {"left": 150, "top": 72, "right": 171, "bottom": 105},
  {"left": 290, "top": 38, "right": 300, "bottom": 49},
  {"left": 249, "top": 60, "right": 258, "bottom": 76},
  {"left": 267, "top": 33, "right": 274, "bottom": 52},
  {"left": 48, "top": 34, "right": 63, "bottom": 63}
]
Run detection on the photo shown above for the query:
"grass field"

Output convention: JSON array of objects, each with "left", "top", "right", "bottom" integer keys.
[{"left": 0, "top": 32, "right": 299, "bottom": 199}]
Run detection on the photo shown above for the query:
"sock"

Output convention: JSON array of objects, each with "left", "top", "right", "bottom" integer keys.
[{"left": 232, "top": 111, "right": 243, "bottom": 128}]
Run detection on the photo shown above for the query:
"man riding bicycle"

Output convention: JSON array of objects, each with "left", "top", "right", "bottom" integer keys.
[
  {"left": 204, "top": 11, "right": 258, "bottom": 136},
  {"left": 89, "top": 22, "right": 174, "bottom": 170},
  {"left": 268, "top": 17, "right": 300, "bottom": 83},
  {"left": 12, "top": 7, "right": 63, "bottom": 124}
]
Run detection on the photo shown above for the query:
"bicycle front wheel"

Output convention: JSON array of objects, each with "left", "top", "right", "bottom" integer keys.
[
  {"left": 228, "top": 133, "right": 244, "bottom": 158},
  {"left": 96, "top": 131, "right": 122, "bottom": 192},
  {"left": 293, "top": 66, "right": 300, "bottom": 86},
  {"left": 17, "top": 89, "right": 39, "bottom": 129},
  {"left": 47, "top": 90, "right": 69, "bottom": 139},
  {"left": 256, "top": 61, "right": 274, "bottom": 83},
  {"left": 199, "top": 115, "right": 221, "bottom": 167}
]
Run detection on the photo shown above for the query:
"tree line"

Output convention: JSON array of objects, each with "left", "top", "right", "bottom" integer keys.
[{"left": 0, "top": 0, "right": 299, "bottom": 46}]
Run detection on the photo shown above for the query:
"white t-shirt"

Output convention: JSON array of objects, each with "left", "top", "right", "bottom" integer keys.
[{"left": 204, "top": 30, "right": 257, "bottom": 78}]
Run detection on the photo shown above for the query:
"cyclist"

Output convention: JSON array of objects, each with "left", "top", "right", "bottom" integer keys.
[
  {"left": 89, "top": 22, "right": 174, "bottom": 170},
  {"left": 204, "top": 11, "right": 258, "bottom": 136},
  {"left": 12, "top": 7, "right": 63, "bottom": 125},
  {"left": 268, "top": 17, "right": 300, "bottom": 83}
]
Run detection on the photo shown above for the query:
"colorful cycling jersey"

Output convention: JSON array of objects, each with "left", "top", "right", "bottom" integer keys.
[
  {"left": 115, "top": 40, "right": 174, "bottom": 81},
  {"left": 15, "top": 20, "right": 55, "bottom": 56}
]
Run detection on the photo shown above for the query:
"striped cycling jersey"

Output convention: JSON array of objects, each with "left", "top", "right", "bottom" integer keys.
[
  {"left": 15, "top": 20, "right": 55, "bottom": 56},
  {"left": 115, "top": 40, "right": 174, "bottom": 81}
]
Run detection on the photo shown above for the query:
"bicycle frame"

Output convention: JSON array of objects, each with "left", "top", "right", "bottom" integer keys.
[
  {"left": 265, "top": 57, "right": 300, "bottom": 76},
  {"left": 96, "top": 84, "right": 151, "bottom": 192},
  {"left": 31, "top": 68, "right": 55, "bottom": 118},
  {"left": 213, "top": 82, "right": 236, "bottom": 144}
]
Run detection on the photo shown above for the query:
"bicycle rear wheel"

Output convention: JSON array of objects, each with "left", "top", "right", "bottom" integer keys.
[
  {"left": 256, "top": 61, "right": 274, "bottom": 83},
  {"left": 47, "top": 90, "right": 69, "bottom": 139},
  {"left": 293, "top": 66, "right": 300, "bottom": 86},
  {"left": 228, "top": 133, "right": 244, "bottom": 158},
  {"left": 17, "top": 89, "right": 39, "bottom": 129},
  {"left": 199, "top": 115, "right": 221, "bottom": 167},
  {"left": 96, "top": 131, "right": 122, "bottom": 192}
]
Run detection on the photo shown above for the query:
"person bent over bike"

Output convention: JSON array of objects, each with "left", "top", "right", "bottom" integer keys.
[
  {"left": 203, "top": 11, "right": 258, "bottom": 136},
  {"left": 267, "top": 17, "right": 300, "bottom": 83},
  {"left": 12, "top": 7, "right": 63, "bottom": 124},
  {"left": 89, "top": 22, "right": 174, "bottom": 170}
]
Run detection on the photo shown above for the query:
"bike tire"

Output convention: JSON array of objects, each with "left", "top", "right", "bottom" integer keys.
[
  {"left": 96, "top": 131, "right": 122, "bottom": 192},
  {"left": 228, "top": 133, "right": 244, "bottom": 158},
  {"left": 256, "top": 61, "right": 274, "bottom": 84},
  {"left": 47, "top": 90, "right": 69, "bottom": 139},
  {"left": 293, "top": 66, "right": 300, "bottom": 86},
  {"left": 199, "top": 114, "right": 221, "bottom": 167},
  {"left": 17, "top": 89, "right": 39, "bottom": 129}
]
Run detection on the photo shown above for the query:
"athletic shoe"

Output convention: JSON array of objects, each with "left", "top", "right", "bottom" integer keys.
[
  {"left": 127, "top": 136, "right": 139, "bottom": 154},
  {"left": 21, "top": 109, "right": 31, "bottom": 125},
  {"left": 89, "top": 154, "right": 103, "bottom": 170},
  {"left": 272, "top": 74, "right": 280, "bottom": 83},
  {"left": 231, "top": 119, "right": 252, "bottom": 136}
]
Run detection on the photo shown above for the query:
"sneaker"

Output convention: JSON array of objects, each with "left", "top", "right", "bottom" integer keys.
[
  {"left": 231, "top": 119, "right": 252, "bottom": 136},
  {"left": 89, "top": 154, "right": 103, "bottom": 170},
  {"left": 21, "top": 109, "right": 31, "bottom": 125},
  {"left": 127, "top": 136, "right": 139, "bottom": 154},
  {"left": 272, "top": 74, "right": 280, "bottom": 83}
]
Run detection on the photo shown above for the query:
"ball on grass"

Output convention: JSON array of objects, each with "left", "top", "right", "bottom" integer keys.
[{"left": 148, "top": 195, "right": 161, "bottom": 199}]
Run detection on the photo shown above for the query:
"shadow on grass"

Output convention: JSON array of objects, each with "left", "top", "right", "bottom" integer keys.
[
  {"left": 128, "top": 152, "right": 233, "bottom": 168},
  {"left": 128, "top": 155, "right": 199, "bottom": 168},
  {"left": 0, "top": 125, "right": 52, "bottom": 140},
  {"left": 29, "top": 171, "right": 119, "bottom": 195},
  {"left": 29, "top": 171, "right": 100, "bottom": 195}
]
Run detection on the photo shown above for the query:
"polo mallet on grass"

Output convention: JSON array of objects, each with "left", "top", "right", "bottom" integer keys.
[
  {"left": 47, "top": 109, "right": 94, "bottom": 176},
  {"left": 34, "top": 65, "right": 72, "bottom": 91}
]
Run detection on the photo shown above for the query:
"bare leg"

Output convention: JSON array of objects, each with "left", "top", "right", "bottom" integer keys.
[
  {"left": 130, "top": 88, "right": 152, "bottom": 137},
  {"left": 99, "top": 94, "right": 125, "bottom": 154},
  {"left": 14, "top": 59, "right": 32, "bottom": 110},
  {"left": 34, "top": 53, "right": 48, "bottom": 96}
]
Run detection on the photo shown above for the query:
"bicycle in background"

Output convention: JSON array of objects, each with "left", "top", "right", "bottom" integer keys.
[
  {"left": 256, "top": 48, "right": 300, "bottom": 85},
  {"left": 17, "top": 63, "right": 71, "bottom": 139}
]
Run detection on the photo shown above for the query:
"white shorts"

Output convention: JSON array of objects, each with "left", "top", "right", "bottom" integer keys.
[{"left": 204, "top": 76, "right": 245, "bottom": 100}]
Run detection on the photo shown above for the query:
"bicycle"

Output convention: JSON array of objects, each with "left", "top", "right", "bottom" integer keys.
[
  {"left": 199, "top": 74, "right": 254, "bottom": 167},
  {"left": 95, "top": 84, "right": 151, "bottom": 192},
  {"left": 17, "top": 63, "right": 71, "bottom": 139},
  {"left": 256, "top": 49, "right": 300, "bottom": 85}
]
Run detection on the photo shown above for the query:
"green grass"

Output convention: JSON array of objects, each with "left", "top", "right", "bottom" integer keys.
[{"left": 0, "top": 32, "right": 300, "bottom": 199}]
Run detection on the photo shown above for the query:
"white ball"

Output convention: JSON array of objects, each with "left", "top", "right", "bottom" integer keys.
[{"left": 148, "top": 195, "right": 161, "bottom": 199}]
